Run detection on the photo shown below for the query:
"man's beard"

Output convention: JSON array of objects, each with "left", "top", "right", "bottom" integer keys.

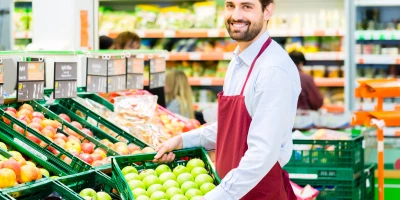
[{"left": 226, "top": 17, "right": 264, "bottom": 42}]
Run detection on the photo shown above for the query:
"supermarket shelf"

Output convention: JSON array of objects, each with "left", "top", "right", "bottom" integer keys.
[
  {"left": 357, "top": 55, "right": 400, "bottom": 64},
  {"left": 166, "top": 52, "right": 344, "bottom": 61},
  {"left": 102, "top": 28, "right": 344, "bottom": 39},
  {"left": 355, "top": 0, "right": 400, "bottom": 7},
  {"left": 356, "top": 30, "right": 400, "bottom": 40},
  {"left": 144, "top": 77, "right": 343, "bottom": 87},
  {"left": 14, "top": 31, "right": 32, "bottom": 39}
]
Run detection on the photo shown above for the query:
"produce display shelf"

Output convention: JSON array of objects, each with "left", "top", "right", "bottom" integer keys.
[
  {"left": 55, "top": 96, "right": 150, "bottom": 149},
  {"left": 0, "top": 103, "right": 92, "bottom": 175},
  {"left": 356, "top": 30, "right": 400, "bottom": 40},
  {"left": 357, "top": 55, "right": 400, "bottom": 65},
  {"left": 111, "top": 147, "right": 220, "bottom": 200},
  {"left": 56, "top": 169, "right": 121, "bottom": 200},
  {"left": 288, "top": 129, "right": 364, "bottom": 176},
  {"left": 1, "top": 179, "right": 82, "bottom": 200}
]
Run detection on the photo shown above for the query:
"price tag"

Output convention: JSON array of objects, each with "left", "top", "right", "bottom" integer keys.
[
  {"left": 0, "top": 64, "right": 3, "bottom": 104},
  {"left": 107, "top": 59, "right": 126, "bottom": 92},
  {"left": 14, "top": 138, "right": 47, "bottom": 161},
  {"left": 149, "top": 58, "right": 166, "bottom": 89},
  {"left": 86, "top": 58, "right": 107, "bottom": 93},
  {"left": 127, "top": 58, "right": 144, "bottom": 89},
  {"left": 54, "top": 62, "right": 77, "bottom": 99},
  {"left": 17, "top": 62, "right": 45, "bottom": 102}
]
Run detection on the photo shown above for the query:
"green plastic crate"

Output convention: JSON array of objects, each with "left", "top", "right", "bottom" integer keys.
[
  {"left": 0, "top": 105, "right": 91, "bottom": 174},
  {"left": 362, "top": 165, "right": 375, "bottom": 200},
  {"left": 111, "top": 147, "right": 220, "bottom": 200},
  {"left": 56, "top": 96, "right": 149, "bottom": 148},
  {"left": 1, "top": 179, "right": 82, "bottom": 200},
  {"left": 289, "top": 131, "right": 364, "bottom": 176},
  {"left": 284, "top": 167, "right": 361, "bottom": 181},
  {"left": 0, "top": 101, "right": 118, "bottom": 169},
  {"left": 56, "top": 169, "right": 121, "bottom": 200},
  {"left": 291, "top": 175, "right": 363, "bottom": 200}
]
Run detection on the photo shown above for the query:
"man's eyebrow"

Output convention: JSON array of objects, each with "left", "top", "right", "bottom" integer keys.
[{"left": 225, "top": 1, "right": 256, "bottom": 6}]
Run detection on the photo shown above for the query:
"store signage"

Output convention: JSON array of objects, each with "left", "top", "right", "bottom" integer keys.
[
  {"left": 17, "top": 62, "right": 45, "bottom": 102},
  {"left": 86, "top": 58, "right": 107, "bottom": 93},
  {"left": 0, "top": 64, "right": 3, "bottom": 104},
  {"left": 54, "top": 62, "right": 78, "bottom": 99},
  {"left": 126, "top": 57, "right": 144, "bottom": 89},
  {"left": 149, "top": 58, "right": 166, "bottom": 89},
  {"left": 107, "top": 59, "right": 126, "bottom": 92}
]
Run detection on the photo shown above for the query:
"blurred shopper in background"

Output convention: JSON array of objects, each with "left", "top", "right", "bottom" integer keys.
[{"left": 165, "top": 70, "right": 195, "bottom": 119}]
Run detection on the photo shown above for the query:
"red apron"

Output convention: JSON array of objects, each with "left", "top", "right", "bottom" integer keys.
[{"left": 215, "top": 37, "right": 296, "bottom": 200}]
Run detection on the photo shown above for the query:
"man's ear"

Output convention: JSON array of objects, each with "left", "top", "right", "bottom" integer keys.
[{"left": 264, "top": 3, "right": 275, "bottom": 21}]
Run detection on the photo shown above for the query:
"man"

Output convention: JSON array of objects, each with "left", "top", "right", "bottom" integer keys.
[
  {"left": 289, "top": 50, "right": 324, "bottom": 111},
  {"left": 154, "top": 0, "right": 301, "bottom": 199}
]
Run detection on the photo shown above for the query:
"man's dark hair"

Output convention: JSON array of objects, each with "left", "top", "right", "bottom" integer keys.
[
  {"left": 260, "top": 0, "right": 274, "bottom": 11},
  {"left": 289, "top": 50, "right": 306, "bottom": 66}
]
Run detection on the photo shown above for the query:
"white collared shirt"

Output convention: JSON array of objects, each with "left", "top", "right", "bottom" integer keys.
[{"left": 181, "top": 30, "right": 301, "bottom": 199}]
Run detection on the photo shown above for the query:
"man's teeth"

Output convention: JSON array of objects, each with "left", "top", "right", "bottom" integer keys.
[{"left": 232, "top": 23, "right": 247, "bottom": 28}]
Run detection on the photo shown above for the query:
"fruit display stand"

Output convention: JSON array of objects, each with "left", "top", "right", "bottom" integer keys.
[
  {"left": 56, "top": 169, "right": 120, "bottom": 200},
  {"left": 111, "top": 147, "right": 220, "bottom": 200},
  {"left": 0, "top": 101, "right": 121, "bottom": 171},
  {"left": 351, "top": 78, "right": 400, "bottom": 200},
  {"left": 0, "top": 106, "right": 92, "bottom": 175},
  {"left": 1, "top": 179, "right": 82, "bottom": 200}
]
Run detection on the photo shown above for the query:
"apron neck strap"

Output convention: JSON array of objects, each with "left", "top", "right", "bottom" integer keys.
[{"left": 240, "top": 37, "right": 272, "bottom": 96}]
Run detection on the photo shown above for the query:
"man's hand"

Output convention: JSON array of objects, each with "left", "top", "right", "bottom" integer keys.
[{"left": 153, "top": 135, "right": 183, "bottom": 163}]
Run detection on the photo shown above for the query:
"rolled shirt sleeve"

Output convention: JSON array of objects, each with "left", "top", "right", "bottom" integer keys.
[
  {"left": 181, "top": 122, "right": 217, "bottom": 150},
  {"left": 204, "top": 66, "right": 297, "bottom": 199}
]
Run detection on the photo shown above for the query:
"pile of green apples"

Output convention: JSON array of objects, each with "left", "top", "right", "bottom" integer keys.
[
  {"left": 79, "top": 188, "right": 112, "bottom": 200},
  {"left": 122, "top": 158, "right": 216, "bottom": 200}
]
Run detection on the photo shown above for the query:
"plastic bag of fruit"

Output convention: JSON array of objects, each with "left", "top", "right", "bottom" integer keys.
[
  {"left": 128, "top": 123, "right": 171, "bottom": 147},
  {"left": 113, "top": 95, "right": 158, "bottom": 124}
]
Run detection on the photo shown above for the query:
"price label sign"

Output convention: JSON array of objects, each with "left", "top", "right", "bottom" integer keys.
[
  {"left": 0, "top": 64, "right": 3, "bottom": 104},
  {"left": 87, "top": 58, "right": 108, "bottom": 93},
  {"left": 149, "top": 58, "right": 166, "bottom": 89},
  {"left": 107, "top": 59, "right": 126, "bottom": 92},
  {"left": 54, "top": 62, "right": 78, "bottom": 99},
  {"left": 17, "top": 62, "right": 45, "bottom": 102},
  {"left": 127, "top": 57, "right": 144, "bottom": 89}
]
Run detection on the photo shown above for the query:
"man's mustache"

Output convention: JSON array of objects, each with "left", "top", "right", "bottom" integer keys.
[{"left": 226, "top": 18, "right": 251, "bottom": 24}]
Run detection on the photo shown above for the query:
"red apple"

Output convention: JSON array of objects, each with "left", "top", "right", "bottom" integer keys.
[
  {"left": 102, "top": 157, "right": 112, "bottom": 164},
  {"left": 63, "top": 157, "right": 72, "bottom": 164},
  {"left": 32, "top": 112, "right": 44, "bottom": 120},
  {"left": 81, "top": 143, "right": 94, "bottom": 154},
  {"left": 67, "top": 148, "right": 80, "bottom": 156},
  {"left": 67, "top": 135, "right": 81, "bottom": 143},
  {"left": 54, "top": 138, "right": 66, "bottom": 148},
  {"left": 5, "top": 107, "right": 17, "bottom": 114},
  {"left": 58, "top": 113, "right": 71, "bottom": 123},
  {"left": 2, "top": 158, "right": 21, "bottom": 176},
  {"left": 115, "top": 145, "right": 129, "bottom": 155},
  {"left": 17, "top": 115, "right": 31, "bottom": 124},
  {"left": 90, "top": 154, "right": 102, "bottom": 161},
  {"left": 93, "top": 149, "right": 107, "bottom": 159},
  {"left": 54, "top": 133, "right": 68, "bottom": 142},
  {"left": 70, "top": 121, "right": 83, "bottom": 130},
  {"left": 3, "top": 111, "right": 16, "bottom": 125},
  {"left": 92, "top": 160, "right": 103, "bottom": 167},
  {"left": 40, "top": 119, "right": 54, "bottom": 128},
  {"left": 19, "top": 104, "right": 34, "bottom": 113},
  {"left": 43, "top": 126, "right": 56, "bottom": 134},
  {"left": 81, "top": 128, "right": 93, "bottom": 137},
  {"left": 128, "top": 144, "right": 141, "bottom": 154},
  {"left": 41, "top": 129, "right": 55, "bottom": 139},
  {"left": 29, "top": 122, "right": 43, "bottom": 131},
  {"left": 31, "top": 117, "right": 43, "bottom": 124},
  {"left": 26, "top": 133, "right": 41, "bottom": 144},
  {"left": 79, "top": 153, "right": 93, "bottom": 164},
  {"left": 12, "top": 156, "right": 26, "bottom": 167}
]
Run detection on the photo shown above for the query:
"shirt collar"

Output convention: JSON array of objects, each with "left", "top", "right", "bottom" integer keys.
[{"left": 233, "top": 30, "right": 271, "bottom": 67}]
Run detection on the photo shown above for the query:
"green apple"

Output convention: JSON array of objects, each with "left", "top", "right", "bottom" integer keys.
[
  {"left": 128, "top": 180, "right": 146, "bottom": 190},
  {"left": 163, "top": 180, "right": 180, "bottom": 189},
  {"left": 190, "top": 167, "right": 208, "bottom": 178},
  {"left": 142, "top": 175, "right": 161, "bottom": 189},
  {"left": 97, "top": 191, "right": 112, "bottom": 200},
  {"left": 82, "top": 196, "right": 93, "bottom": 200},
  {"left": 139, "top": 169, "right": 157, "bottom": 180},
  {"left": 173, "top": 166, "right": 190, "bottom": 177},
  {"left": 177, "top": 173, "right": 194, "bottom": 186},
  {"left": 181, "top": 181, "right": 198, "bottom": 194},
  {"left": 122, "top": 166, "right": 138, "bottom": 175},
  {"left": 132, "top": 188, "right": 148, "bottom": 198},
  {"left": 166, "top": 187, "right": 184, "bottom": 199},
  {"left": 200, "top": 182, "right": 215, "bottom": 194},
  {"left": 155, "top": 164, "right": 172, "bottom": 176},
  {"left": 39, "top": 168, "right": 50, "bottom": 177},
  {"left": 150, "top": 191, "right": 167, "bottom": 200},
  {"left": 191, "top": 196, "right": 204, "bottom": 200},
  {"left": 185, "top": 189, "right": 203, "bottom": 199},
  {"left": 159, "top": 172, "right": 176, "bottom": 183},
  {"left": 0, "top": 142, "right": 7, "bottom": 150},
  {"left": 147, "top": 184, "right": 165, "bottom": 196},
  {"left": 125, "top": 173, "right": 141, "bottom": 182},
  {"left": 194, "top": 174, "right": 213, "bottom": 187},
  {"left": 170, "top": 194, "right": 188, "bottom": 200},
  {"left": 136, "top": 195, "right": 150, "bottom": 200},
  {"left": 79, "top": 188, "right": 98, "bottom": 200},
  {"left": 186, "top": 159, "right": 205, "bottom": 172}
]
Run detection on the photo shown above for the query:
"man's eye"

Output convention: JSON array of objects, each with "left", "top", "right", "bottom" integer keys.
[
  {"left": 226, "top": 4, "right": 234, "bottom": 8},
  {"left": 244, "top": 5, "right": 252, "bottom": 9}
]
